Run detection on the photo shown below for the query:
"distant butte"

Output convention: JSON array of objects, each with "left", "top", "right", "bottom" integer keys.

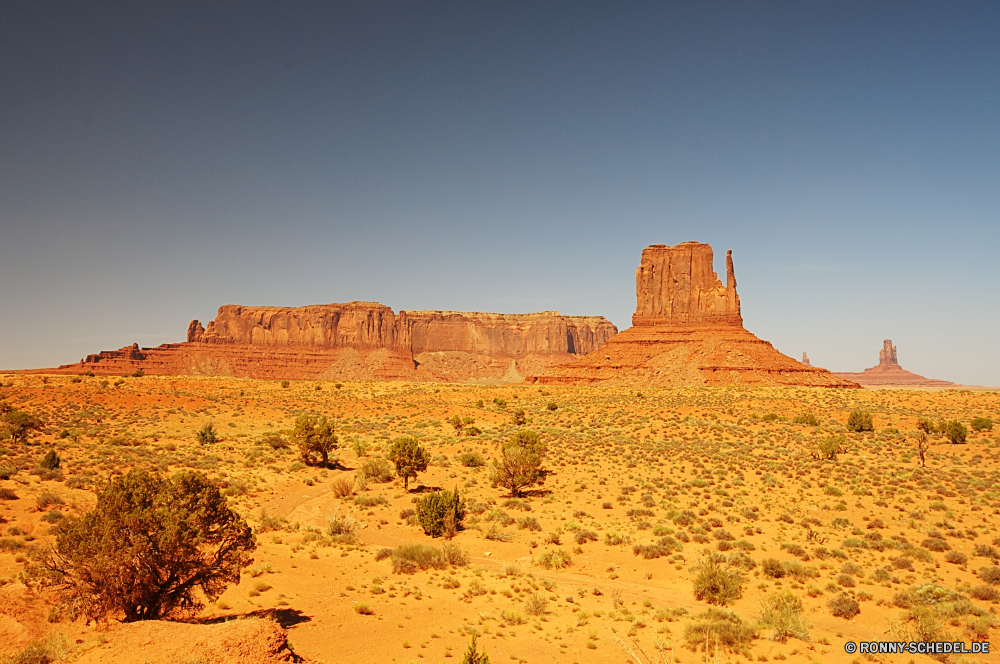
[
  {"left": 832, "top": 340, "right": 956, "bottom": 388},
  {"left": 19, "top": 303, "right": 617, "bottom": 383},
  {"left": 531, "top": 241, "right": 859, "bottom": 388}
]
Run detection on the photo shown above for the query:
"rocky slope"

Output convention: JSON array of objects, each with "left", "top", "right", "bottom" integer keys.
[
  {"left": 32, "top": 303, "right": 616, "bottom": 383},
  {"left": 533, "top": 242, "right": 859, "bottom": 388},
  {"left": 833, "top": 339, "right": 955, "bottom": 388}
]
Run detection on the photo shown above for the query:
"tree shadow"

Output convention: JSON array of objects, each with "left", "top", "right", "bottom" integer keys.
[
  {"left": 190, "top": 607, "right": 312, "bottom": 628},
  {"left": 409, "top": 484, "right": 443, "bottom": 494},
  {"left": 518, "top": 488, "right": 552, "bottom": 498}
]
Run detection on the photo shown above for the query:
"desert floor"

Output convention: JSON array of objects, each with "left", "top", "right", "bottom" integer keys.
[{"left": 1, "top": 374, "right": 999, "bottom": 664}]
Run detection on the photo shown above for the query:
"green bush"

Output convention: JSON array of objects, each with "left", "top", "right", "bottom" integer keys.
[
  {"left": 388, "top": 436, "right": 430, "bottom": 491},
  {"left": 415, "top": 488, "right": 466, "bottom": 538},
  {"left": 39, "top": 450, "right": 60, "bottom": 471},
  {"left": 979, "top": 566, "right": 1000, "bottom": 585},
  {"left": 259, "top": 432, "right": 288, "bottom": 449},
  {"left": 359, "top": 456, "right": 393, "bottom": 483},
  {"left": 1, "top": 633, "right": 68, "bottom": 664},
  {"left": 293, "top": 414, "right": 337, "bottom": 467},
  {"left": 460, "top": 633, "right": 490, "bottom": 664},
  {"left": 828, "top": 593, "right": 860, "bottom": 619},
  {"left": 512, "top": 409, "right": 526, "bottom": 426},
  {"left": 196, "top": 422, "right": 218, "bottom": 444},
  {"left": 692, "top": 552, "right": 743, "bottom": 606},
  {"left": 762, "top": 558, "right": 785, "bottom": 579},
  {"left": 386, "top": 543, "right": 468, "bottom": 574},
  {"left": 458, "top": 451, "right": 486, "bottom": 467},
  {"left": 917, "top": 418, "right": 936, "bottom": 433},
  {"left": 536, "top": 549, "right": 572, "bottom": 569},
  {"left": 26, "top": 469, "right": 255, "bottom": 622},
  {"left": 489, "top": 430, "right": 546, "bottom": 497},
  {"left": 792, "top": 413, "right": 819, "bottom": 426},
  {"left": 758, "top": 591, "right": 810, "bottom": 642},
  {"left": 971, "top": 417, "right": 994, "bottom": 432},
  {"left": 817, "top": 435, "right": 845, "bottom": 460},
  {"left": 942, "top": 420, "right": 968, "bottom": 444},
  {"left": 847, "top": 411, "right": 874, "bottom": 433},
  {"left": 633, "top": 536, "right": 682, "bottom": 559},
  {"left": 684, "top": 608, "right": 756, "bottom": 652}
]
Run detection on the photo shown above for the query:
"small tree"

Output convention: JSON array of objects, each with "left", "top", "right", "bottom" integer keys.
[
  {"left": 915, "top": 431, "right": 930, "bottom": 468},
  {"left": 942, "top": 420, "right": 968, "bottom": 444},
  {"left": 461, "top": 633, "right": 490, "bottom": 664},
  {"left": 1, "top": 409, "right": 43, "bottom": 443},
  {"left": 293, "top": 414, "right": 337, "bottom": 467},
  {"left": 917, "top": 418, "right": 936, "bottom": 434},
  {"left": 512, "top": 409, "right": 526, "bottom": 426},
  {"left": 816, "top": 435, "right": 844, "bottom": 461},
  {"left": 388, "top": 436, "right": 429, "bottom": 491},
  {"left": 847, "top": 411, "right": 874, "bottom": 433},
  {"left": 971, "top": 417, "right": 994, "bottom": 432},
  {"left": 416, "top": 488, "right": 466, "bottom": 538},
  {"left": 489, "top": 430, "right": 547, "bottom": 497},
  {"left": 27, "top": 469, "right": 255, "bottom": 622}
]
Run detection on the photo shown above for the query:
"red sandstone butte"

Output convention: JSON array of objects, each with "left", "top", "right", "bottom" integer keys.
[
  {"left": 531, "top": 241, "right": 860, "bottom": 388},
  {"left": 28, "top": 302, "right": 617, "bottom": 383},
  {"left": 832, "top": 339, "right": 955, "bottom": 388}
]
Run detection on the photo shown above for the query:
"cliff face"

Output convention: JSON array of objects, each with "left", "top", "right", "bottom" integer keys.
[
  {"left": 39, "top": 303, "right": 617, "bottom": 383},
  {"left": 186, "top": 302, "right": 616, "bottom": 357},
  {"left": 633, "top": 242, "right": 741, "bottom": 326},
  {"left": 534, "top": 242, "right": 859, "bottom": 388}
]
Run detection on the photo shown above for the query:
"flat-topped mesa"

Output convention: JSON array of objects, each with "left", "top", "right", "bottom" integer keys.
[
  {"left": 633, "top": 242, "right": 742, "bottom": 327},
  {"left": 186, "top": 302, "right": 615, "bottom": 357}
]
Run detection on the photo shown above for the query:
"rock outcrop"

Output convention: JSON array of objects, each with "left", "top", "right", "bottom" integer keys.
[
  {"left": 802, "top": 352, "right": 811, "bottom": 366},
  {"left": 532, "top": 242, "right": 859, "bottom": 388},
  {"left": 833, "top": 339, "right": 955, "bottom": 388},
  {"left": 32, "top": 303, "right": 617, "bottom": 383}
]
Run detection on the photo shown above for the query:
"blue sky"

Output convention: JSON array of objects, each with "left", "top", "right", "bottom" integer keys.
[{"left": 2, "top": 2, "right": 997, "bottom": 385}]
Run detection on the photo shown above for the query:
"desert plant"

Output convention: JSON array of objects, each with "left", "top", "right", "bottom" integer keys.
[
  {"left": 1, "top": 409, "right": 43, "bottom": 443},
  {"left": 914, "top": 431, "right": 930, "bottom": 467},
  {"left": 816, "top": 435, "right": 845, "bottom": 460},
  {"left": 39, "top": 450, "right": 60, "bottom": 471},
  {"left": 460, "top": 633, "right": 490, "bottom": 664},
  {"left": 792, "top": 413, "right": 819, "bottom": 426},
  {"left": 1, "top": 633, "right": 68, "bottom": 664},
  {"left": 971, "top": 417, "right": 994, "bottom": 432},
  {"left": 979, "top": 566, "right": 1000, "bottom": 585},
  {"left": 354, "top": 602, "right": 374, "bottom": 615},
  {"left": 683, "top": 608, "right": 756, "bottom": 652},
  {"left": 387, "top": 436, "right": 430, "bottom": 491},
  {"left": 524, "top": 591, "right": 549, "bottom": 615},
  {"left": 415, "top": 488, "right": 466, "bottom": 538},
  {"left": 26, "top": 469, "right": 255, "bottom": 622},
  {"left": 330, "top": 476, "right": 354, "bottom": 498},
  {"left": 489, "top": 430, "right": 546, "bottom": 497},
  {"left": 359, "top": 456, "right": 394, "bottom": 483},
  {"left": 387, "top": 543, "right": 468, "bottom": 574},
  {"left": 292, "top": 414, "right": 337, "bottom": 467},
  {"left": 512, "top": 409, "right": 526, "bottom": 426},
  {"left": 196, "top": 422, "right": 218, "bottom": 445},
  {"left": 828, "top": 593, "right": 860, "bottom": 619},
  {"left": 458, "top": 451, "right": 486, "bottom": 467},
  {"left": 536, "top": 549, "right": 572, "bottom": 569},
  {"left": 692, "top": 551, "right": 743, "bottom": 606},
  {"left": 847, "top": 410, "right": 874, "bottom": 433},
  {"left": 758, "top": 591, "right": 810, "bottom": 642},
  {"left": 259, "top": 432, "right": 288, "bottom": 449},
  {"left": 350, "top": 438, "right": 369, "bottom": 458},
  {"left": 942, "top": 420, "right": 968, "bottom": 444}
]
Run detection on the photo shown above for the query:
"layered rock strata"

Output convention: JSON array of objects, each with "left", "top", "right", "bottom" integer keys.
[
  {"left": 35, "top": 303, "right": 617, "bottom": 383},
  {"left": 532, "top": 242, "right": 859, "bottom": 388},
  {"left": 833, "top": 340, "right": 955, "bottom": 388}
]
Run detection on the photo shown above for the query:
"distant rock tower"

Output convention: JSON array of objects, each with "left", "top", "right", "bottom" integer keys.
[
  {"left": 802, "top": 352, "right": 811, "bottom": 366},
  {"left": 879, "top": 340, "right": 898, "bottom": 366}
]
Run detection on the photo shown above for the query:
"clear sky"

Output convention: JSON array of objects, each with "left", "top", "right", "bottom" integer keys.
[{"left": 2, "top": 2, "right": 997, "bottom": 385}]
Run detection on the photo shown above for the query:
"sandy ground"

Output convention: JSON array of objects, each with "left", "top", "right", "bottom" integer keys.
[{"left": 1, "top": 374, "right": 999, "bottom": 663}]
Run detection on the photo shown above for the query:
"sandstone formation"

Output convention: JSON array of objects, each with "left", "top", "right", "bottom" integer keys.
[
  {"left": 833, "top": 339, "right": 955, "bottom": 388},
  {"left": 532, "top": 242, "right": 860, "bottom": 388},
  {"left": 802, "top": 352, "right": 811, "bottom": 366},
  {"left": 33, "top": 303, "right": 617, "bottom": 383}
]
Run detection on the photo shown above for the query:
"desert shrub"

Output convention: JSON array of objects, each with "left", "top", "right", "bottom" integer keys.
[
  {"left": 759, "top": 591, "right": 810, "bottom": 642},
  {"left": 330, "top": 476, "right": 354, "bottom": 498},
  {"left": 817, "top": 435, "right": 845, "bottom": 460},
  {"left": 971, "top": 417, "right": 994, "bottom": 432},
  {"left": 354, "top": 494, "right": 388, "bottom": 508},
  {"left": 293, "top": 414, "right": 337, "bottom": 467},
  {"left": 1, "top": 409, "right": 43, "bottom": 443},
  {"left": 326, "top": 510, "right": 357, "bottom": 542},
  {"left": 36, "top": 492, "right": 64, "bottom": 510},
  {"left": 574, "top": 529, "right": 598, "bottom": 545},
  {"left": 524, "top": 591, "right": 549, "bottom": 615},
  {"left": 0, "top": 467, "right": 15, "bottom": 481},
  {"left": 489, "top": 430, "right": 546, "bottom": 497},
  {"left": 39, "top": 451, "right": 60, "bottom": 471},
  {"left": 0, "top": 487, "right": 18, "bottom": 500},
  {"left": 517, "top": 516, "right": 541, "bottom": 531},
  {"left": 0, "top": 538, "right": 25, "bottom": 552},
  {"left": 944, "top": 551, "right": 968, "bottom": 565},
  {"left": 828, "top": 593, "right": 860, "bottom": 619},
  {"left": 511, "top": 408, "right": 526, "bottom": 426},
  {"left": 387, "top": 543, "right": 467, "bottom": 574},
  {"left": 26, "top": 469, "right": 255, "bottom": 622},
  {"left": 536, "top": 549, "right": 572, "bottom": 570},
  {"left": 545, "top": 401, "right": 557, "bottom": 411},
  {"left": 359, "top": 457, "right": 393, "bottom": 484},
  {"left": 2, "top": 633, "right": 68, "bottom": 664},
  {"left": 761, "top": 413, "right": 780, "bottom": 422},
  {"left": 633, "top": 536, "right": 682, "bottom": 559},
  {"left": 673, "top": 510, "right": 696, "bottom": 526},
  {"left": 973, "top": 544, "right": 1000, "bottom": 560},
  {"left": 692, "top": 552, "right": 743, "bottom": 606},
  {"left": 195, "top": 422, "right": 218, "bottom": 445},
  {"left": 460, "top": 633, "right": 490, "bottom": 664},
  {"left": 603, "top": 531, "right": 630, "bottom": 546},
  {"left": 840, "top": 562, "right": 864, "bottom": 576},
  {"left": 387, "top": 437, "right": 430, "bottom": 491},
  {"left": 416, "top": 488, "right": 466, "bottom": 538},
  {"left": 836, "top": 573, "right": 856, "bottom": 588},
  {"left": 792, "top": 413, "right": 819, "bottom": 426},
  {"left": 259, "top": 432, "right": 288, "bottom": 449},
  {"left": 847, "top": 411, "right": 874, "bottom": 433},
  {"left": 969, "top": 584, "right": 1000, "bottom": 602},
  {"left": 922, "top": 537, "right": 950, "bottom": 552},
  {"left": 684, "top": 608, "right": 756, "bottom": 651},
  {"left": 942, "top": 420, "right": 968, "bottom": 444},
  {"left": 458, "top": 451, "right": 486, "bottom": 468},
  {"left": 979, "top": 566, "right": 1000, "bottom": 585},
  {"left": 354, "top": 602, "right": 374, "bottom": 615},
  {"left": 41, "top": 510, "right": 64, "bottom": 524}
]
